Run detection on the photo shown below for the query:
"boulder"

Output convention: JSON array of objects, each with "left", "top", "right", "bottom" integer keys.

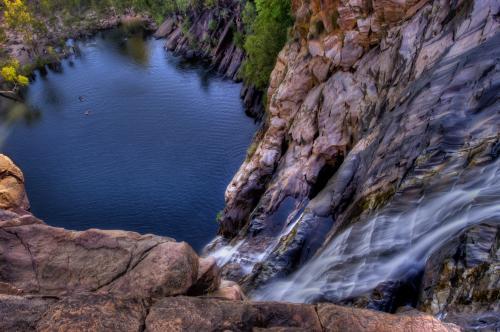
[
  {"left": 187, "top": 256, "right": 221, "bottom": 295},
  {"left": 0, "top": 222, "right": 199, "bottom": 301},
  {"left": 209, "top": 279, "right": 246, "bottom": 300},
  {"left": 153, "top": 18, "right": 176, "bottom": 38},
  {"left": 0, "top": 154, "right": 29, "bottom": 211},
  {"left": 104, "top": 241, "right": 199, "bottom": 300}
]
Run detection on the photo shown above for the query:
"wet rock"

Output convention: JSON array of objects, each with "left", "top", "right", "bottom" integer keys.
[
  {"left": 210, "top": 279, "right": 246, "bottom": 301},
  {"left": 0, "top": 156, "right": 467, "bottom": 331},
  {"left": 153, "top": 17, "right": 175, "bottom": 39},
  {"left": 242, "top": 85, "right": 264, "bottom": 119},
  {"left": 418, "top": 223, "right": 500, "bottom": 330}
]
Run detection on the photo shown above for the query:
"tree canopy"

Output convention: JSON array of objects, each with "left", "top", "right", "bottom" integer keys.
[{"left": 240, "top": 0, "right": 293, "bottom": 90}]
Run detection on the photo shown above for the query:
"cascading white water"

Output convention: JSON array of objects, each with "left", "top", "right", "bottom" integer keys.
[
  {"left": 254, "top": 158, "right": 500, "bottom": 303},
  {"left": 210, "top": 198, "right": 308, "bottom": 274}
]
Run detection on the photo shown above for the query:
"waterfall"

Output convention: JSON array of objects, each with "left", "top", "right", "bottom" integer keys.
[{"left": 254, "top": 158, "right": 500, "bottom": 303}]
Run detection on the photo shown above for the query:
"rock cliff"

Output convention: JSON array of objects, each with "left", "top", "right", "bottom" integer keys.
[
  {"left": 209, "top": 0, "right": 499, "bottom": 329},
  {"left": 156, "top": 1, "right": 264, "bottom": 118},
  {"left": 0, "top": 154, "right": 460, "bottom": 331}
]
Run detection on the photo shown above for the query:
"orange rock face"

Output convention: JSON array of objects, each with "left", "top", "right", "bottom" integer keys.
[{"left": 0, "top": 155, "right": 29, "bottom": 211}]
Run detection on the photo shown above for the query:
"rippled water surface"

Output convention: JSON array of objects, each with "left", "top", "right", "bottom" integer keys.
[{"left": 1, "top": 28, "right": 256, "bottom": 251}]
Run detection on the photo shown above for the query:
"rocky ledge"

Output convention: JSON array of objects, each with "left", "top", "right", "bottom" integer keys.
[{"left": 0, "top": 154, "right": 459, "bottom": 331}]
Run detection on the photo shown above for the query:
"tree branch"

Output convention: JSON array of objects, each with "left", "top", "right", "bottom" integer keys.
[{"left": 0, "top": 90, "right": 23, "bottom": 102}]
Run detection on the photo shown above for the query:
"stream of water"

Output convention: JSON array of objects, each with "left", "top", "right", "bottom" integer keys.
[{"left": 254, "top": 158, "right": 500, "bottom": 302}]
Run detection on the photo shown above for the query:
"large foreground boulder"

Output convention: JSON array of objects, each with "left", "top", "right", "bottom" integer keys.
[{"left": 0, "top": 221, "right": 203, "bottom": 300}]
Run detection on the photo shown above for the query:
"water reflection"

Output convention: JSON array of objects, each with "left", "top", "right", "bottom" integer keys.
[
  {"left": 0, "top": 100, "right": 41, "bottom": 147},
  {"left": 102, "top": 23, "right": 150, "bottom": 66}
]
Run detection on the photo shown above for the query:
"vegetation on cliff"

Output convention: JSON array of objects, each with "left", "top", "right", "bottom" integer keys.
[{"left": 240, "top": 0, "right": 293, "bottom": 90}]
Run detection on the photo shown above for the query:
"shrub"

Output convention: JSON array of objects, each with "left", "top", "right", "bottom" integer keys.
[
  {"left": 1, "top": 59, "right": 29, "bottom": 87},
  {"left": 241, "top": 1, "right": 256, "bottom": 34},
  {"left": 233, "top": 30, "right": 244, "bottom": 48},
  {"left": 204, "top": 0, "right": 217, "bottom": 9},
  {"left": 208, "top": 18, "right": 217, "bottom": 31},
  {"left": 246, "top": 141, "right": 258, "bottom": 160},
  {"left": 241, "top": 0, "right": 293, "bottom": 90},
  {"left": 215, "top": 210, "right": 223, "bottom": 222}
]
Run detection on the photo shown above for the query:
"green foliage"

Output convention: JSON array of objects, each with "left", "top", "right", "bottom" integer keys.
[
  {"left": 241, "top": 0, "right": 293, "bottom": 90},
  {"left": 241, "top": 1, "right": 256, "bottom": 34},
  {"left": 1, "top": 59, "right": 29, "bottom": 87},
  {"left": 215, "top": 210, "right": 223, "bottom": 222},
  {"left": 2, "top": 0, "right": 42, "bottom": 45},
  {"left": 204, "top": 0, "right": 216, "bottom": 9},
  {"left": 181, "top": 18, "right": 191, "bottom": 35},
  {"left": 31, "top": 0, "right": 207, "bottom": 21},
  {"left": 233, "top": 30, "right": 244, "bottom": 48},
  {"left": 1, "top": 0, "right": 293, "bottom": 93},
  {"left": 246, "top": 141, "right": 258, "bottom": 160},
  {"left": 208, "top": 18, "right": 217, "bottom": 32},
  {"left": 0, "top": 26, "right": 6, "bottom": 44}
]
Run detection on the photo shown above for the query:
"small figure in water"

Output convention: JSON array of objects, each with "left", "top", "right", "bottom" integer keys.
[
  {"left": 79, "top": 96, "right": 85, "bottom": 102},
  {"left": 85, "top": 110, "right": 91, "bottom": 116}
]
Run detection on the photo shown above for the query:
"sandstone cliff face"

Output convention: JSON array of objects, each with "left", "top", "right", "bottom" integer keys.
[
  {"left": 0, "top": 154, "right": 459, "bottom": 331},
  {"left": 210, "top": 0, "right": 499, "bottom": 328}
]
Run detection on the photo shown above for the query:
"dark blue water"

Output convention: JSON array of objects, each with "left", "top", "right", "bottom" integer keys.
[{"left": 1, "top": 28, "right": 256, "bottom": 251}]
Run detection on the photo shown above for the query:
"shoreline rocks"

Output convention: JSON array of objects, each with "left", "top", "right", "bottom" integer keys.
[
  {"left": 0, "top": 11, "right": 155, "bottom": 86},
  {"left": 157, "top": 2, "right": 265, "bottom": 119},
  {"left": 0, "top": 153, "right": 460, "bottom": 331}
]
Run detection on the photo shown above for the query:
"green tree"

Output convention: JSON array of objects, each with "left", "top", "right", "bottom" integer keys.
[
  {"left": 0, "top": 59, "right": 29, "bottom": 101},
  {"left": 2, "top": 0, "right": 45, "bottom": 52},
  {"left": 241, "top": 0, "right": 292, "bottom": 90}
]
